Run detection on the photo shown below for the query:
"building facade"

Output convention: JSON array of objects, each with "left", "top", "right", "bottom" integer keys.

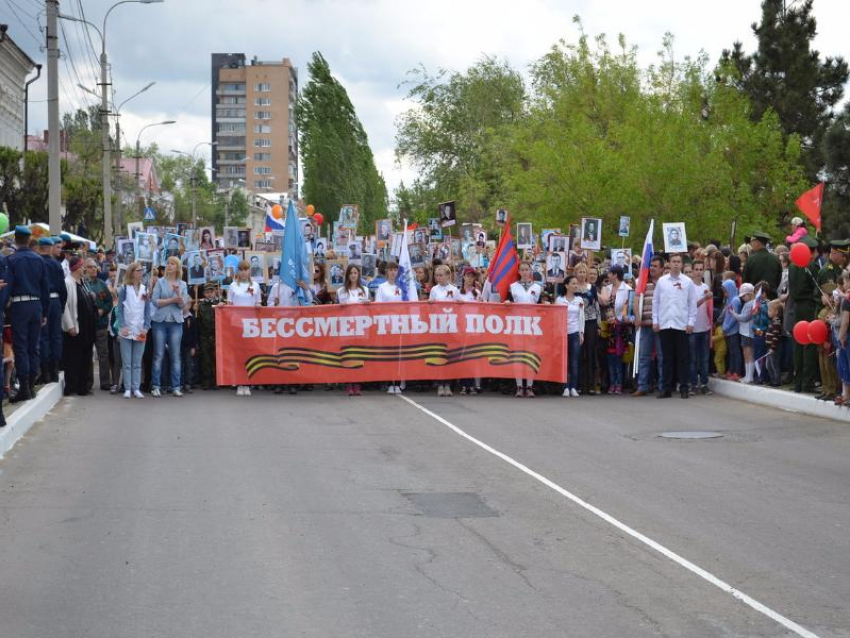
[
  {"left": 0, "top": 32, "right": 37, "bottom": 151},
  {"left": 211, "top": 53, "right": 299, "bottom": 199}
]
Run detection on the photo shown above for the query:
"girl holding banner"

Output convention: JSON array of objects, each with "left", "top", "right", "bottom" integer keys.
[
  {"left": 507, "top": 262, "right": 544, "bottom": 398},
  {"left": 228, "top": 260, "right": 262, "bottom": 396},
  {"left": 458, "top": 266, "right": 483, "bottom": 395},
  {"left": 375, "top": 262, "right": 407, "bottom": 394},
  {"left": 429, "top": 264, "right": 461, "bottom": 396},
  {"left": 337, "top": 264, "right": 370, "bottom": 396}
]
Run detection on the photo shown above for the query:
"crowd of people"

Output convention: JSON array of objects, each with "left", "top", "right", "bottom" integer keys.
[{"left": 1, "top": 214, "right": 847, "bottom": 423}]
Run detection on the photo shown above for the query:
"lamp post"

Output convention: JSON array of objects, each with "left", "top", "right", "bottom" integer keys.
[
  {"left": 135, "top": 120, "right": 176, "bottom": 214},
  {"left": 59, "top": 0, "right": 165, "bottom": 246}
]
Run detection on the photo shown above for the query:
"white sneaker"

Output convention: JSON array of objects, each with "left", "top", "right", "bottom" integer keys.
[
  {"left": 151, "top": 388, "right": 161, "bottom": 397},
  {"left": 123, "top": 390, "right": 131, "bottom": 399},
  {"left": 444, "top": 386, "right": 453, "bottom": 397},
  {"left": 396, "top": 386, "right": 403, "bottom": 395},
  {"left": 437, "top": 385, "right": 445, "bottom": 397},
  {"left": 387, "top": 386, "right": 396, "bottom": 394},
  {"left": 173, "top": 389, "right": 183, "bottom": 398},
  {"left": 236, "top": 386, "right": 244, "bottom": 396},
  {"left": 133, "top": 390, "right": 144, "bottom": 399},
  {"left": 562, "top": 388, "right": 571, "bottom": 397},
  {"left": 570, "top": 389, "right": 580, "bottom": 398},
  {"left": 243, "top": 386, "right": 252, "bottom": 397}
]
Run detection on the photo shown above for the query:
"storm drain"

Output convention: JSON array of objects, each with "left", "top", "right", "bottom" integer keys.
[
  {"left": 402, "top": 492, "right": 499, "bottom": 518},
  {"left": 659, "top": 431, "right": 724, "bottom": 440}
]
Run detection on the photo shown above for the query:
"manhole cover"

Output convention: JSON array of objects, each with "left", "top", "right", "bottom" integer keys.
[
  {"left": 402, "top": 492, "right": 499, "bottom": 518},
  {"left": 659, "top": 431, "right": 724, "bottom": 440}
]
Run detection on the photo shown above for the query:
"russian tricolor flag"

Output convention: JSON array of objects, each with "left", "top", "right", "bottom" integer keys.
[
  {"left": 635, "top": 220, "right": 654, "bottom": 295},
  {"left": 265, "top": 204, "right": 285, "bottom": 232}
]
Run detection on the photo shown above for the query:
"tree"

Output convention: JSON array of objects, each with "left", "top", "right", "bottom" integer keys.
[
  {"left": 296, "top": 52, "right": 388, "bottom": 234},
  {"left": 822, "top": 103, "right": 850, "bottom": 235},
  {"left": 395, "top": 57, "right": 526, "bottom": 222},
  {"left": 721, "top": 0, "right": 848, "bottom": 179},
  {"left": 62, "top": 107, "right": 104, "bottom": 239}
]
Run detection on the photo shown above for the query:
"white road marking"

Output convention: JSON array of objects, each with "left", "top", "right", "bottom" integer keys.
[{"left": 398, "top": 394, "right": 820, "bottom": 638}]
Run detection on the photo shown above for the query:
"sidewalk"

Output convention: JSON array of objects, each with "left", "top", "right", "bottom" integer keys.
[
  {"left": 709, "top": 376, "right": 850, "bottom": 422},
  {"left": 0, "top": 376, "right": 64, "bottom": 459}
]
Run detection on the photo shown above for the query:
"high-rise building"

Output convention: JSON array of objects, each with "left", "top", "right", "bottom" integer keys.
[{"left": 211, "top": 53, "right": 298, "bottom": 198}]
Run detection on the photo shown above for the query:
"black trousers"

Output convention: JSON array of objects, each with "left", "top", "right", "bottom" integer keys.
[
  {"left": 579, "top": 320, "right": 598, "bottom": 393},
  {"left": 660, "top": 328, "right": 690, "bottom": 393},
  {"left": 62, "top": 333, "right": 93, "bottom": 396}
]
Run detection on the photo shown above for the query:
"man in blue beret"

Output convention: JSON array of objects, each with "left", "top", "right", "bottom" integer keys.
[
  {"left": 37, "top": 237, "right": 67, "bottom": 383},
  {"left": 0, "top": 247, "right": 9, "bottom": 425},
  {"left": 6, "top": 226, "right": 49, "bottom": 403}
]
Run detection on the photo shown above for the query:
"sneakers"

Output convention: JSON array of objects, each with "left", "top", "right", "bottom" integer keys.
[
  {"left": 459, "top": 387, "right": 468, "bottom": 395},
  {"left": 388, "top": 386, "right": 397, "bottom": 394},
  {"left": 123, "top": 390, "right": 131, "bottom": 399},
  {"left": 133, "top": 390, "right": 145, "bottom": 399},
  {"left": 444, "top": 386, "right": 452, "bottom": 397},
  {"left": 515, "top": 388, "right": 524, "bottom": 398},
  {"left": 151, "top": 388, "right": 161, "bottom": 397},
  {"left": 525, "top": 387, "right": 535, "bottom": 398},
  {"left": 110, "top": 385, "right": 119, "bottom": 395},
  {"left": 237, "top": 386, "right": 250, "bottom": 396},
  {"left": 562, "top": 388, "right": 571, "bottom": 397},
  {"left": 244, "top": 386, "right": 252, "bottom": 396},
  {"left": 173, "top": 389, "right": 183, "bottom": 398},
  {"left": 438, "top": 385, "right": 446, "bottom": 397},
  {"left": 570, "top": 388, "right": 579, "bottom": 398}
]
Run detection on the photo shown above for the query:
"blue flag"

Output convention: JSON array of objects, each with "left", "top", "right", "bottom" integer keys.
[{"left": 281, "top": 199, "right": 311, "bottom": 305}]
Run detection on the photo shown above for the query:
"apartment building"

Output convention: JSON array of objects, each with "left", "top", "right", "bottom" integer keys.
[
  {"left": 0, "top": 30, "right": 37, "bottom": 151},
  {"left": 211, "top": 53, "right": 299, "bottom": 199}
]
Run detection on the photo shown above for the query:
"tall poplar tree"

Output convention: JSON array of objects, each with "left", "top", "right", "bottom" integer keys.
[{"left": 296, "top": 52, "right": 387, "bottom": 233}]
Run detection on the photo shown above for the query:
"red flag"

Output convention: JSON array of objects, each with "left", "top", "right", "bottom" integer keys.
[
  {"left": 795, "top": 182, "right": 824, "bottom": 232},
  {"left": 407, "top": 222, "right": 418, "bottom": 231},
  {"left": 485, "top": 218, "right": 519, "bottom": 301}
]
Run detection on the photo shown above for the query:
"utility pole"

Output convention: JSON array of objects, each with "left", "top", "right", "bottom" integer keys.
[
  {"left": 114, "top": 117, "right": 122, "bottom": 232},
  {"left": 46, "top": 0, "right": 61, "bottom": 234},
  {"left": 100, "top": 49, "right": 113, "bottom": 245}
]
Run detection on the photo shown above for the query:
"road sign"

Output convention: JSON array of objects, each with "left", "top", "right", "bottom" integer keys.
[{"left": 143, "top": 206, "right": 156, "bottom": 221}]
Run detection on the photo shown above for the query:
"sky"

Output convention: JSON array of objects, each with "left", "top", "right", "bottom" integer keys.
[{"left": 4, "top": 0, "right": 848, "bottom": 203}]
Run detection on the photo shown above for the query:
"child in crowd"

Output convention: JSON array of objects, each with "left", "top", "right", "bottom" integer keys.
[
  {"left": 721, "top": 277, "right": 742, "bottom": 380},
  {"left": 836, "top": 271, "right": 850, "bottom": 406},
  {"left": 429, "top": 264, "right": 460, "bottom": 397},
  {"left": 764, "top": 299, "right": 783, "bottom": 387},
  {"left": 601, "top": 306, "right": 627, "bottom": 394},
  {"left": 182, "top": 299, "right": 198, "bottom": 394},
  {"left": 712, "top": 322, "right": 727, "bottom": 376},
  {"left": 732, "top": 283, "right": 756, "bottom": 383}
]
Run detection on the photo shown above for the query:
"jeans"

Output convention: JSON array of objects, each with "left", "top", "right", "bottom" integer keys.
[
  {"left": 689, "top": 331, "right": 710, "bottom": 388},
  {"left": 182, "top": 349, "right": 197, "bottom": 389},
  {"left": 637, "top": 326, "right": 663, "bottom": 392},
  {"left": 765, "top": 351, "right": 781, "bottom": 385},
  {"left": 119, "top": 337, "right": 145, "bottom": 392},
  {"left": 660, "top": 328, "right": 690, "bottom": 393},
  {"left": 152, "top": 321, "right": 183, "bottom": 391},
  {"left": 726, "top": 333, "right": 743, "bottom": 376},
  {"left": 566, "top": 332, "right": 581, "bottom": 390},
  {"left": 606, "top": 353, "right": 622, "bottom": 387}
]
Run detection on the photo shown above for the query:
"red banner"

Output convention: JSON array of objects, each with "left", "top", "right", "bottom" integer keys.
[{"left": 215, "top": 302, "right": 567, "bottom": 385}]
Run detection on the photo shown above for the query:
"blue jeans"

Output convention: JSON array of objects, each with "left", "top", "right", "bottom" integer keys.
[
  {"left": 607, "top": 353, "right": 622, "bottom": 387},
  {"left": 152, "top": 321, "right": 183, "bottom": 391},
  {"left": 689, "top": 331, "right": 710, "bottom": 387},
  {"left": 119, "top": 337, "right": 145, "bottom": 392},
  {"left": 566, "top": 332, "right": 581, "bottom": 390},
  {"left": 637, "top": 327, "right": 663, "bottom": 392}
]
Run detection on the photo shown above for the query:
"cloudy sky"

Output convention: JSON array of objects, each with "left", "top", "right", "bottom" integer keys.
[{"left": 5, "top": 0, "right": 848, "bottom": 201}]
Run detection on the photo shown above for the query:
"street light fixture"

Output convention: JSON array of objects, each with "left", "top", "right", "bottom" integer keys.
[{"left": 59, "top": 0, "right": 165, "bottom": 245}]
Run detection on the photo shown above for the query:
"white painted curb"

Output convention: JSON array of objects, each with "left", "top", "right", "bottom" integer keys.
[
  {"left": 709, "top": 377, "right": 850, "bottom": 423},
  {"left": 0, "top": 375, "right": 65, "bottom": 459}
]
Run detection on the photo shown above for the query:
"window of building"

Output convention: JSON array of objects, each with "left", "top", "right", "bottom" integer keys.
[
  {"left": 224, "top": 166, "right": 245, "bottom": 175},
  {"left": 223, "top": 83, "right": 245, "bottom": 92},
  {"left": 254, "top": 97, "right": 271, "bottom": 106},
  {"left": 254, "top": 166, "right": 272, "bottom": 175},
  {"left": 255, "top": 111, "right": 272, "bottom": 120},
  {"left": 220, "top": 152, "right": 246, "bottom": 161},
  {"left": 254, "top": 83, "right": 271, "bottom": 92},
  {"left": 253, "top": 138, "right": 272, "bottom": 148},
  {"left": 253, "top": 124, "right": 272, "bottom": 134},
  {"left": 254, "top": 152, "right": 272, "bottom": 161},
  {"left": 217, "top": 122, "right": 245, "bottom": 133},
  {"left": 220, "top": 96, "right": 245, "bottom": 105},
  {"left": 255, "top": 179, "right": 272, "bottom": 188},
  {"left": 216, "top": 108, "right": 246, "bottom": 118}
]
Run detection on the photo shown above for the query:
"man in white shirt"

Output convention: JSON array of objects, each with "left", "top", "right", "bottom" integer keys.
[
  {"left": 652, "top": 253, "right": 697, "bottom": 399},
  {"left": 689, "top": 259, "right": 713, "bottom": 395}
]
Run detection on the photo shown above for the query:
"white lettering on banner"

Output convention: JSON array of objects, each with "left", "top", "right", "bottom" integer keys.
[{"left": 239, "top": 312, "right": 550, "bottom": 340}]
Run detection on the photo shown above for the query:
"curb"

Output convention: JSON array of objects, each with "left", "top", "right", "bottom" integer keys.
[
  {"left": 709, "top": 377, "right": 850, "bottom": 423},
  {"left": 0, "top": 376, "right": 64, "bottom": 459}
]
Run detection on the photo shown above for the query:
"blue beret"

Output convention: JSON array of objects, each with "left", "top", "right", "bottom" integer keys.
[
  {"left": 37, "top": 237, "right": 54, "bottom": 246},
  {"left": 60, "top": 233, "right": 71, "bottom": 241},
  {"left": 15, "top": 225, "right": 32, "bottom": 236},
  {"left": 50, "top": 236, "right": 62, "bottom": 243}
]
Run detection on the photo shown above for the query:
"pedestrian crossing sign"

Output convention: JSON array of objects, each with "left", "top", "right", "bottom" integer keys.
[{"left": 143, "top": 206, "right": 156, "bottom": 221}]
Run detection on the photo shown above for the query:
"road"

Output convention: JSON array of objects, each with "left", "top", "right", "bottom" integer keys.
[{"left": 0, "top": 388, "right": 848, "bottom": 637}]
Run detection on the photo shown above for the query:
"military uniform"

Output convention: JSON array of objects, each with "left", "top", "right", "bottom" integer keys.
[
  {"left": 38, "top": 238, "right": 67, "bottom": 383},
  {"left": 0, "top": 254, "right": 9, "bottom": 425},
  {"left": 742, "top": 232, "right": 782, "bottom": 291},
  {"left": 788, "top": 235, "right": 820, "bottom": 393},
  {"left": 814, "top": 239, "right": 850, "bottom": 400},
  {"left": 6, "top": 227, "right": 50, "bottom": 402},
  {"left": 197, "top": 284, "right": 219, "bottom": 389}
]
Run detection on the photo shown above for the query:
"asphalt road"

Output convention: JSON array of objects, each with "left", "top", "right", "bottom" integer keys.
[{"left": 0, "top": 388, "right": 848, "bottom": 637}]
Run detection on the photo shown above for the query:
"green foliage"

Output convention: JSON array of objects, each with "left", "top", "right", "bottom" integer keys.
[
  {"left": 0, "top": 147, "right": 50, "bottom": 225},
  {"left": 822, "top": 103, "right": 850, "bottom": 236},
  {"left": 395, "top": 23, "right": 809, "bottom": 246},
  {"left": 296, "top": 52, "right": 388, "bottom": 234}
]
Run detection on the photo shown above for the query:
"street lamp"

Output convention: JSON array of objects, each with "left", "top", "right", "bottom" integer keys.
[
  {"left": 135, "top": 120, "right": 176, "bottom": 210},
  {"left": 59, "top": 0, "right": 165, "bottom": 245}
]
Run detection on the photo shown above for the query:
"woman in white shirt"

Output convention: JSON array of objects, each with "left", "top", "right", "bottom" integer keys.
[
  {"left": 429, "top": 264, "right": 460, "bottom": 397},
  {"left": 375, "top": 262, "right": 406, "bottom": 394},
  {"left": 228, "top": 260, "right": 262, "bottom": 396},
  {"left": 556, "top": 275, "right": 585, "bottom": 397},
  {"left": 113, "top": 262, "right": 152, "bottom": 398},
  {"left": 337, "top": 265, "right": 369, "bottom": 396},
  {"left": 506, "top": 262, "right": 544, "bottom": 398},
  {"left": 457, "top": 267, "right": 482, "bottom": 395}
]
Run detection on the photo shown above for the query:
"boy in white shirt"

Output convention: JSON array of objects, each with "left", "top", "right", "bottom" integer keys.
[
  {"left": 375, "top": 263, "right": 406, "bottom": 394},
  {"left": 652, "top": 253, "right": 697, "bottom": 398},
  {"left": 688, "top": 260, "right": 713, "bottom": 394}
]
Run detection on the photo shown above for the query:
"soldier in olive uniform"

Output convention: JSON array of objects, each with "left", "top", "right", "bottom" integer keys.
[
  {"left": 788, "top": 235, "right": 820, "bottom": 392},
  {"left": 197, "top": 283, "right": 219, "bottom": 390},
  {"left": 742, "top": 231, "right": 782, "bottom": 291},
  {"left": 813, "top": 239, "right": 850, "bottom": 400}
]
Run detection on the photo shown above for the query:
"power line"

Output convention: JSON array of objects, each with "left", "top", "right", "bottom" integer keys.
[
  {"left": 58, "top": 18, "right": 97, "bottom": 111},
  {"left": 3, "top": 0, "right": 42, "bottom": 46},
  {"left": 66, "top": 0, "right": 101, "bottom": 87},
  {"left": 77, "top": 0, "right": 101, "bottom": 71}
]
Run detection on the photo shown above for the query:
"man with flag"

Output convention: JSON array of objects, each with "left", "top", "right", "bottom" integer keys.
[
  {"left": 483, "top": 218, "right": 519, "bottom": 302},
  {"left": 396, "top": 221, "right": 419, "bottom": 301},
  {"left": 280, "top": 199, "right": 312, "bottom": 306},
  {"left": 632, "top": 221, "right": 665, "bottom": 397}
]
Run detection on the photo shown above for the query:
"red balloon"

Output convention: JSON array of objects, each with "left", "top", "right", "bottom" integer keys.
[
  {"left": 807, "top": 319, "right": 829, "bottom": 345},
  {"left": 790, "top": 242, "right": 812, "bottom": 268},
  {"left": 793, "top": 320, "right": 812, "bottom": 344},
  {"left": 313, "top": 212, "right": 324, "bottom": 226}
]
